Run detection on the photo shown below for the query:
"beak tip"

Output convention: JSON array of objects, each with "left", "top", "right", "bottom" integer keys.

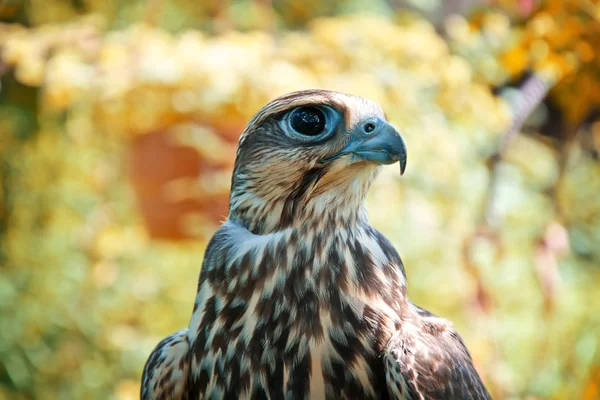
[{"left": 399, "top": 153, "right": 407, "bottom": 175}]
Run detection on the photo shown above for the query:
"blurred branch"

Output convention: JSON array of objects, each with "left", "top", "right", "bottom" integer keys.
[
  {"left": 485, "top": 73, "right": 552, "bottom": 226},
  {"left": 577, "top": 0, "right": 600, "bottom": 24},
  {"left": 534, "top": 222, "right": 568, "bottom": 314},
  {"left": 462, "top": 72, "right": 553, "bottom": 314}
]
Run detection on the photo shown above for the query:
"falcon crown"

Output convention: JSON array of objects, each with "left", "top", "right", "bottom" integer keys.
[{"left": 142, "top": 90, "right": 491, "bottom": 400}]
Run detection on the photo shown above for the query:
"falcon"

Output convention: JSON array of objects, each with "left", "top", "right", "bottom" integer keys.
[{"left": 141, "top": 90, "right": 492, "bottom": 400}]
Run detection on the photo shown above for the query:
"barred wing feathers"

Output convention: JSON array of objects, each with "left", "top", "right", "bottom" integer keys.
[
  {"left": 141, "top": 329, "right": 190, "bottom": 400},
  {"left": 384, "top": 306, "right": 491, "bottom": 400}
]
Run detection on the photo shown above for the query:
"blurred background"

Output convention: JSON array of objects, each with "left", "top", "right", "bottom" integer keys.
[{"left": 1, "top": 0, "right": 599, "bottom": 399}]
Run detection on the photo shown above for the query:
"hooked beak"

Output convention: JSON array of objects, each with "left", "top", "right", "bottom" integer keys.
[{"left": 327, "top": 120, "right": 407, "bottom": 174}]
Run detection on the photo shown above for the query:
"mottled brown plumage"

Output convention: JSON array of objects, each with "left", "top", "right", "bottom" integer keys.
[{"left": 141, "top": 90, "right": 491, "bottom": 399}]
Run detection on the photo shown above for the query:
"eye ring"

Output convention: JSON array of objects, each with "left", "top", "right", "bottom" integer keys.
[
  {"left": 289, "top": 106, "right": 326, "bottom": 137},
  {"left": 283, "top": 105, "right": 339, "bottom": 142}
]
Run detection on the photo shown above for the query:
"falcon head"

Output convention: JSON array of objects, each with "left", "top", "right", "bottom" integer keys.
[{"left": 229, "top": 90, "right": 407, "bottom": 234}]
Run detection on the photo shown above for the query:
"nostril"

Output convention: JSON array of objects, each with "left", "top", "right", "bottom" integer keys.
[{"left": 364, "top": 122, "right": 376, "bottom": 134}]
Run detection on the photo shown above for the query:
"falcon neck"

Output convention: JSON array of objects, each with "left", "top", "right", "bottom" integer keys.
[
  {"left": 222, "top": 167, "right": 408, "bottom": 300},
  {"left": 228, "top": 187, "right": 371, "bottom": 236},
  {"left": 201, "top": 212, "right": 408, "bottom": 307}
]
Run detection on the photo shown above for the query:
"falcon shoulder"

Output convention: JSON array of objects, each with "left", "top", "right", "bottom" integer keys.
[
  {"left": 384, "top": 305, "right": 491, "bottom": 400},
  {"left": 141, "top": 329, "right": 190, "bottom": 400}
]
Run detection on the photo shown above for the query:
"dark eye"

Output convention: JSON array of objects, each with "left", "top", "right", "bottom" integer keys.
[{"left": 290, "top": 107, "right": 326, "bottom": 136}]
